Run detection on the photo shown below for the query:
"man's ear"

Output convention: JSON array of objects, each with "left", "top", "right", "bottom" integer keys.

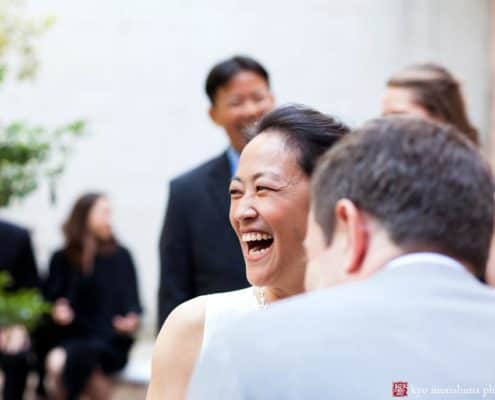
[
  {"left": 334, "top": 199, "right": 368, "bottom": 275},
  {"left": 267, "top": 92, "right": 275, "bottom": 107},
  {"left": 209, "top": 106, "right": 221, "bottom": 127}
]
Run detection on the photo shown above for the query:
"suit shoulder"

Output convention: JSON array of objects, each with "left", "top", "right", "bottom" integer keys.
[
  {"left": 47, "top": 249, "right": 72, "bottom": 275},
  {"left": 171, "top": 152, "right": 228, "bottom": 188},
  {"left": 114, "top": 244, "right": 136, "bottom": 265},
  {"left": 115, "top": 243, "right": 131, "bottom": 256},
  {"left": 0, "top": 220, "right": 30, "bottom": 239},
  {"left": 49, "top": 248, "right": 68, "bottom": 263},
  {"left": 222, "top": 287, "right": 368, "bottom": 346}
]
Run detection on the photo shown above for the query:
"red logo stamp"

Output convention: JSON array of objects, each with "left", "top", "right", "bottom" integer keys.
[{"left": 392, "top": 382, "right": 409, "bottom": 397}]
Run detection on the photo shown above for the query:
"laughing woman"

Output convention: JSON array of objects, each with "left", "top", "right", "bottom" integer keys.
[{"left": 146, "top": 105, "right": 349, "bottom": 400}]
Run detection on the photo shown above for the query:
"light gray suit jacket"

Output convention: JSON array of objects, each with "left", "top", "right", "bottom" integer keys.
[{"left": 188, "top": 258, "right": 495, "bottom": 399}]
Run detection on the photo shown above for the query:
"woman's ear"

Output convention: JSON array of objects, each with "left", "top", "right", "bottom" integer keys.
[{"left": 334, "top": 199, "right": 369, "bottom": 275}]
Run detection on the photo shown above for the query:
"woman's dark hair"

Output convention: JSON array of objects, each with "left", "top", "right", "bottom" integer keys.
[
  {"left": 253, "top": 104, "right": 350, "bottom": 176},
  {"left": 63, "top": 192, "right": 116, "bottom": 271},
  {"left": 387, "top": 63, "right": 478, "bottom": 145},
  {"left": 205, "top": 55, "right": 270, "bottom": 104}
]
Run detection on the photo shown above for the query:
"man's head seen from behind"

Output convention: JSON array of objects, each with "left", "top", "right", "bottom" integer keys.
[{"left": 305, "top": 116, "right": 494, "bottom": 290}]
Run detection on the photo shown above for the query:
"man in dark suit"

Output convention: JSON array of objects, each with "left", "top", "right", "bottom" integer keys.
[
  {"left": 157, "top": 56, "right": 275, "bottom": 330},
  {"left": 0, "top": 219, "right": 39, "bottom": 400}
]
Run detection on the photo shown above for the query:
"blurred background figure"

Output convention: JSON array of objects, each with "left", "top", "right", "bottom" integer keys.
[
  {"left": 0, "top": 220, "right": 39, "bottom": 400},
  {"left": 382, "top": 62, "right": 495, "bottom": 286},
  {"left": 37, "top": 193, "right": 142, "bottom": 399},
  {"left": 383, "top": 63, "right": 479, "bottom": 144},
  {"left": 157, "top": 55, "right": 275, "bottom": 330}
]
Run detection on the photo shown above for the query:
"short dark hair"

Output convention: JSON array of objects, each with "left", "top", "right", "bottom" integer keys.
[
  {"left": 205, "top": 55, "right": 270, "bottom": 104},
  {"left": 312, "top": 116, "right": 494, "bottom": 276},
  {"left": 252, "top": 104, "right": 350, "bottom": 177},
  {"left": 387, "top": 63, "right": 479, "bottom": 145}
]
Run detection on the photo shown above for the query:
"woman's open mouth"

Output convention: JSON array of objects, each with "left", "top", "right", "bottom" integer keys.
[{"left": 241, "top": 232, "right": 274, "bottom": 261}]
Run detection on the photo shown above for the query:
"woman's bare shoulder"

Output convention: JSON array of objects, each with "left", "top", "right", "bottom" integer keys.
[
  {"left": 155, "top": 295, "right": 208, "bottom": 352},
  {"left": 147, "top": 296, "right": 208, "bottom": 400}
]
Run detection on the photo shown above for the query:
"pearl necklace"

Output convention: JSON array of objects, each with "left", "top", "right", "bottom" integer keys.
[{"left": 253, "top": 286, "right": 266, "bottom": 308}]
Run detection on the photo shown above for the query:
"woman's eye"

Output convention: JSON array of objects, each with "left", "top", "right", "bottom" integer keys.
[
  {"left": 229, "top": 188, "right": 242, "bottom": 197},
  {"left": 256, "top": 185, "right": 273, "bottom": 192}
]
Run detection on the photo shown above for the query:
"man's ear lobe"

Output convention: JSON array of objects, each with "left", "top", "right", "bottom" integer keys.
[
  {"left": 335, "top": 199, "right": 368, "bottom": 275},
  {"left": 268, "top": 93, "right": 275, "bottom": 106},
  {"left": 209, "top": 106, "right": 220, "bottom": 126}
]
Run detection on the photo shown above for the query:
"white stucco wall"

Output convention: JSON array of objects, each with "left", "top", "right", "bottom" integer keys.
[{"left": 1, "top": 0, "right": 490, "bottom": 330}]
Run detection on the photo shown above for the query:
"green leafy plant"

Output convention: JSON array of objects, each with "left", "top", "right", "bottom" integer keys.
[
  {"left": 0, "top": 119, "right": 86, "bottom": 207},
  {"left": 0, "top": 272, "right": 51, "bottom": 330},
  {"left": 0, "top": 1, "right": 86, "bottom": 328},
  {"left": 0, "top": 0, "right": 86, "bottom": 207},
  {"left": 0, "top": 0, "right": 56, "bottom": 83}
]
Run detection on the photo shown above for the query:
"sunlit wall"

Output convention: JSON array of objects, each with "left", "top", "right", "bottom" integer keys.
[{"left": 1, "top": 0, "right": 490, "bottom": 330}]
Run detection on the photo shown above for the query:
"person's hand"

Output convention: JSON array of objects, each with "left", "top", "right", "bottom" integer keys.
[
  {"left": 0, "top": 325, "right": 30, "bottom": 354},
  {"left": 52, "top": 298, "right": 74, "bottom": 326},
  {"left": 113, "top": 312, "right": 140, "bottom": 335}
]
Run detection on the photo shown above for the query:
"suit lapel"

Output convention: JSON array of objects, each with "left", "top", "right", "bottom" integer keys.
[{"left": 207, "top": 152, "right": 232, "bottom": 221}]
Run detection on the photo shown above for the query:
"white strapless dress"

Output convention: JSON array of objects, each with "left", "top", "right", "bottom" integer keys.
[{"left": 201, "top": 287, "right": 260, "bottom": 355}]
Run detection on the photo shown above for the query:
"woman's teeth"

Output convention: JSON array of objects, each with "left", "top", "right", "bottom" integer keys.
[
  {"left": 241, "top": 232, "right": 273, "bottom": 242},
  {"left": 249, "top": 247, "right": 270, "bottom": 256}
]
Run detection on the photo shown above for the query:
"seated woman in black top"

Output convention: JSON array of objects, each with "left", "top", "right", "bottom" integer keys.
[{"left": 43, "top": 193, "right": 142, "bottom": 399}]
